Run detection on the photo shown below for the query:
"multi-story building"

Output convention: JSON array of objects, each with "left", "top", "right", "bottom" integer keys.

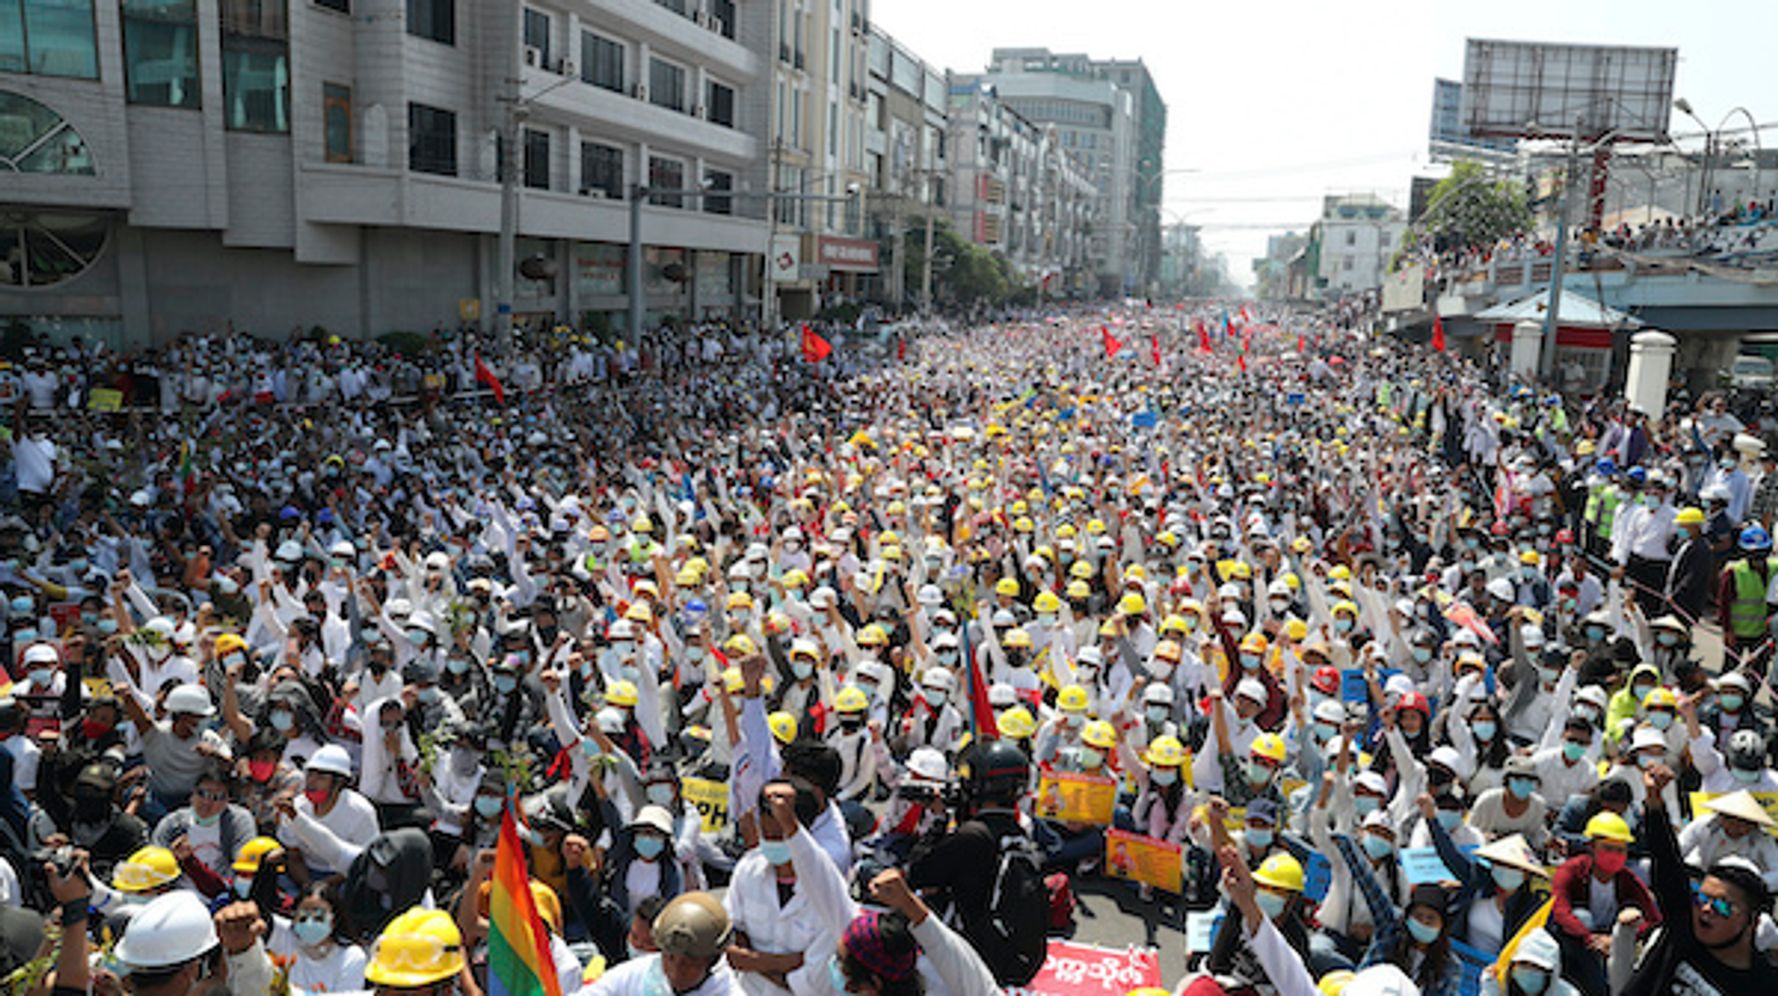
[
  {"left": 1, "top": 0, "right": 770, "bottom": 345},
  {"left": 1251, "top": 231, "right": 1307, "bottom": 301},
  {"left": 1307, "top": 193, "right": 1407, "bottom": 298},
  {"left": 944, "top": 76, "right": 1094, "bottom": 297},
  {"left": 981, "top": 47, "right": 1158, "bottom": 297},
  {"left": 860, "top": 23, "right": 943, "bottom": 310},
  {"left": 764, "top": 0, "right": 874, "bottom": 319}
]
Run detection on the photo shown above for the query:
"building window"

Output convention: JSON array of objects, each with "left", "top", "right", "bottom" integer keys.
[
  {"left": 648, "top": 57, "right": 685, "bottom": 112},
  {"left": 120, "top": 0, "right": 201, "bottom": 107},
  {"left": 314, "top": 0, "right": 346, "bottom": 10},
  {"left": 407, "top": 102, "right": 456, "bottom": 175},
  {"left": 522, "top": 128, "right": 549, "bottom": 189},
  {"left": 580, "top": 32, "right": 622, "bottom": 92},
  {"left": 647, "top": 155, "right": 684, "bottom": 207},
  {"left": 709, "top": 0, "right": 733, "bottom": 38},
  {"left": 706, "top": 80, "right": 734, "bottom": 128},
  {"left": 406, "top": 0, "right": 452, "bottom": 43},
  {"left": 827, "top": 101, "right": 837, "bottom": 156},
  {"left": 522, "top": 8, "right": 549, "bottom": 67},
  {"left": 652, "top": 0, "right": 685, "bottom": 13},
  {"left": 2, "top": 0, "right": 99, "bottom": 78},
  {"left": 580, "top": 141, "right": 622, "bottom": 198},
  {"left": 0, "top": 208, "right": 107, "bottom": 287},
  {"left": 0, "top": 90, "right": 95, "bottom": 174},
  {"left": 703, "top": 169, "right": 731, "bottom": 215},
  {"left": 1345, "top": 230, "right": 1356, "bottom": 246},
  {"left": 322, "top": 82, "right": 351, "bottom": 161},
  {"left": 220, "top": 0, "right": 289, "bottom": 132}
]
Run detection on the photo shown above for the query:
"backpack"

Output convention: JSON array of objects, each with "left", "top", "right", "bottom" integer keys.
[{"left": 976, "top": 830, "right": 1052, "bottom": 986}]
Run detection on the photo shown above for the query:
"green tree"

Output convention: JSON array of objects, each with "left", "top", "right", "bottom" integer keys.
[{"left": 1411, "top": 159, "right": 1532, "bottom": 254}]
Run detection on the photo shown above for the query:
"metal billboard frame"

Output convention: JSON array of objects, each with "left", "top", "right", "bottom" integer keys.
[{"left": 1460, "top": 39, "right": 1676, "bottom": 142}]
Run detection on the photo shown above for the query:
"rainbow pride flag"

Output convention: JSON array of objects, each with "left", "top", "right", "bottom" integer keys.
[{"left": 488, "top": 809, "right": 563, "bottom": 996}]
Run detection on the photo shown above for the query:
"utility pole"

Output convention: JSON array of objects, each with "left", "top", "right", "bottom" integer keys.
[
  {"left": 495, "top": 85, "right": 520, "bottom": 356},
  {"left": 1539, "top": 125, "right": 1581, "bottom": 381},
  {"left": 628, "top": 184, "right": 646, "bottom": 345},
  {"left": 921, "top": 173, "right": 936, "bottom": 315}
]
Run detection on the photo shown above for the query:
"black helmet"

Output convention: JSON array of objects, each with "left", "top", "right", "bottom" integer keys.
[
  {"left": 961, "top": 739, "right": 1030, "bottom": 807},
  {"left": 1728, "top": 730, "right": 1765, "bottom": 771}
]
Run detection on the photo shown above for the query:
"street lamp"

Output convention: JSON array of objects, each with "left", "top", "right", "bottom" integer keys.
[{"left": 1674, "top": 97, "right": 1763, "bottom": 212}]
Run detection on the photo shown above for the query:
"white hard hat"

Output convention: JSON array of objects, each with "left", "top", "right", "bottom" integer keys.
[
  {"left": 931, "top": 632, "right": 959, "bottom": 650},
  {"left": 329, "top": 540, "right": 356, "bottom": 559},
  {"left": 144, "top": 616, "right": 176, "bottom": 640},
  {"left": 1520, "top": 624, "right": 1545, "bottom": 648},
  {"left": 988, "top": 683, "right": 1017, "bottom": 707},
  {"left": 306, "top": 744, "right": 354, "bottom": 777},
  {"left": 1312, "top": 699, "right": 1347, "bottom": 724},
  {"left": 906, "top": 747, "right": 948, "bottom": 783},
  {"left": 810, "top": 586, "right": 838, "bottom": 609},
  {"left": 385, "top": 597, "right": 413, "bottom": 620},
  {"left": 917, "top": 585, "right": 944, "bottom": 607},
  {"left": 854, "top": 661, "right": 890, "bottom": 687},
  {"left": 1485, "top": 577, "right": 1515, "bottom": 602},
  {"left": 991, "top": 609, "right": 1017, "bottom": 628},
  {"left": 406, "top": 611, "right": 436, "bottom": 635},
  {"left": 1354, "top": 771, "right": 1389, "bottom": 795},
  {"left": 1142, "top": 683, "right": 1174, "bottom": 706},
  {"left": 1451, "top": 628, "right": 1480, "bottom": 648},
  {"left": 608, "top": 618, "right": 636, "bottom": 640},
  {"left": 115, "top": 891, "right": 218, "bottom": 969},
  {"left": 789, "top": 638, "right": 820, "bottom": 659},
  {"left": 1429, "top": 746, "right": 1462, "bottom": 773},
  {"left": 1077, "top": 646, "right": 1104, "bottom": 666},
  {"left": 597, "top": 706, "right": 627, "bottom": 733},
  {"left": 1630, "top": 727, "right": 1667, "bottom": 753},
  {"left": 921, "top": 667, "right": 956, "bottom": 692},
  {"left": 275, "top": 540, "right": 304, "bottom": 562},
  {"left": 1235, "top": 678, "right": 1267, "bottom": 704},
  {"left": 164, "top": 683, "right": 214, "bottom": 718},
  {"left": 424, "top": 551, "right": 451, "bottom": 572},
  {"left": 22, "top": 643, "right": 58, "bottom": 666}
]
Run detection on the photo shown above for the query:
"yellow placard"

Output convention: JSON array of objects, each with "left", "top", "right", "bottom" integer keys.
[
  {"left": 1036, "top": 771, "right": 1119, "bottom": 825},
  {"left": 1104, "top": 828, "right": 1183, "bottom": 893},
  {"left": 459, "top": 298, "right": 482, "bottom": 322},
  {"left": 87, "top": 388, "right": 122, "bottom": 412},
  {"left": 681, "top": 776, "right": 729, "bottom": 834},
  {"left": 1689, "top": 791, "right": 1778, "bottom": 829}
]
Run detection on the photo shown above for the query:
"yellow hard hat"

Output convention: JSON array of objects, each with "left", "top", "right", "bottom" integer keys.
[
  {"left": 1117, "top": 592, "right": 1147, "bottom": 615},
  {"left": 858, "top": 624, "right": 889, "bottom": 647},
  {"left": 1239, "top": 631, "right": 1269, "bottom": 654},
  {"left": 1676, "top": 507, "right": 1705, "bottom": 526},
  {"left": 1144, "top": 735, "right": 1187, "bottom": 767},
  {"left": 1159, "top": 614, "right": 1189, "bottom": 635},
  {"left": 781, "top": 569, "right": 811, "bottom": 588},
  {"left": 1156, "top": 530, "right": 1180, "bottom": 548},
  {"left": 880, "top": 530, "right": 901, "bottom": 547},
  {"left": 1009, "top": 500, "right": 1029, "bottom": 516},
  {"left": 1642, "top": 687, "right": 1676, "bottom": 710},
  {"left": 1086, "top": 518, "right": 1107, "bottom": 535},
  {"left": 1066, "top": 579, "right": 1092, "bottom": 599},
  {"left": 1033, "top": 591, "right": 1062, "bottom": 614},
  {"left": 1013, "top": 516, "right": 1035, "bottom": 533},
  {"left": 1280, "top": 572, "right": 1301, "bottom": 592},
  {"left": 1124, "top": 564, "right": 1148, "bottom": 582},
  {"left": 606, "top": 680, "right": 639, "bottom": 707},
  {"left": 1058, "top": 684, "right": 1090, "bottom": 712},
  {"left": 997, "top": 706, "right": 1036, "bottom": 738},
  {"left": 1283, "top": 619, "right": 1308, "bottom": 642},
  {"left": 631, "top": 516, "right": 654, "bottom": 534},
  {"left": 364, "top": 907, "right": 467, "bottom": 988},
  {"left": 214, "top": 633, "right": 248, "bottom": 657},
  {"left": 1004, "top": 628, "right": 1033, "bottom": 649},
  {"left": 767, "top": 712, "right": 798, "bottom": 744},
  {"left": 1056, "top": 523, "right": 1078, "bottom": 539},
  {"left": 232, "top": 836, "right": 281, "bottom": 874},
  {"left": 1585, "top": 811, "right": 1635, "bottom": 843},
  {"left": 625, "top": 602, "right": 654, "bottom": 623},
  {"left": 1154, "top": 639, "right": 1182, "bottom": 662},
  {"left": 113, "top": 846, "right": 180, "bottom": 893},
  {"left": 1251, "top": 733, "right": 1288, "bottom": 764},
  {"left": 1081, "top": 720, "right": 1117, "bottom": 750},
  {"left": 723, "top": 634, "right": 757, "bottom": 656},
  {"left": 1327, "top": 564, "right": 1352, "bottom": 581},
  {"left": 1332, "top": 600, "right": 1359, "bottom": 618},
  {"left": 995, "top": 577, "right": 1022, "bottom": 597},
  {"left": 1070, "top": 560, "right": 1096, "bottom": 580},
  {"left": 1228, "top": 561, "right": 1253, "bottom": 581},
  {"left": 1253, "top": 852, "right": 1305, "bottom": 892},
  {"left": 834, "top": 686, "right": 870, "bottom": 714},
  {"left": 726, "top": 591, "right": 755, "bottom": 611},
  {"left": 1519, "top": 550, "right": 1540, "bottom": 566}
]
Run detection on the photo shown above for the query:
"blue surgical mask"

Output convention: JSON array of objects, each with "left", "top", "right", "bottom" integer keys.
[
  {"left": 646, "top": 783, "right": 676, "bottom": 807},
  {"left": 1079, "top": 748, "right": 1104, "bottom": 770},
  {"left": 1246, "top": 827, "right": 1274, "bottom": 848},
  {"left": 1313, "top": 721, "right": 1337, "bottom": 742},
  {"left": 634, "top": 835, "right": 666, "bottom": 860},
  {"left": 1362, "top": 833, "right": 1394, "bottom": 859},
  {"left": 1151, "top": 768, "right": 1177, "bottom": 786},
  {"left": 97, "top": 618, "right": 118, "bottom": 635},
  {"left": 758, "top": 839, "right": 792, "bottom": 866},
  {"left": 1511, "top": 967, "right": 1549, "bottom": 995},
  {"left": 1240, "top": 653, "right": 1262, "bottom": 670},
  {"left": 1472, "top": 720, "right": 1497, "bottom": 741},
  {"left": 417, "top": 686, "right": 441, "bottom": 704},
  {"left": 925, "top": 689, "right": 947, "bottom": 708},
  {"left": 1353, "top": 795, "right": 1380, "bottom": 816},
  {"left": 1563, "top": 741, "right": 1587, "bottom": 763},
  {"left": 827, "top": 956, "right": 850, "bottom": 996},
  {"left": 1244, "top": 759, "right": 1273, "bottom": 785},
  {"left": 1733, "top": 767, "right": 1760, "bottom": 784},
  {"left": 1437, "top": 810, "right": 1461, "bottom": 831},
  {"left": 494, "top": 674, "right": 518, "bottom": 694},
  {"left": 1491, "top": 865, "right": 1526, "bottom": 893},
  {"left": 1722, "top": 693, "right": 1745, "bottom": 712},
  {"left": 12, "top": 629, "right": 35, "bottom": 644},
  {"left": 474, "top": 796, "right": 503, "bottom": 818},
  {"left": 1334, "top": 617, "right": 1354, "bottom": 633},
  {"left": 1255, "top": 891, "right": 1288, "bottom": 920},
  {"left": 9, "top": 597, "right": 32, "bottom": 614},
  {"left": 234, "top": 877, "right": 254, "bottom": 898},
  {"left": 791, "top": 659, "right": 814, "bottom": 680},
  {"left": 446, "top": 656, "right": 470, "bottom": 675},
  {"left": 1507, "top": 777, "right": 1536, "bottom": 801},
  {"left": 1647, "top": 711, "right": 1673, "bottom": 731},
  {"left": 1146, "top": 705, "right": 1170, "bottom": 724},
  {"left": 293, "top": 915, "right": 333, "bottom": 948},
  {"left": 269, "top": 711, "right": 294, "bottom": 732},
  {"left": 1412, "top": 647, "right": 1433, "bottom": 664},
  {"left": 27, "top": 668, "right": 52, "bottom": 687},
  {"left": 1405, "top": 917, "right": 1441, "bottom": 945}
]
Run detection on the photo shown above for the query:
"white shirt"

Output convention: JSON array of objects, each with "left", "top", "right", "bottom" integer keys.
[
  {"left": 723, "top": 827, "right": 854, "bottom": 996},
  {"left": 12, "top": 435, "right": 54, "bottom": 494},
  {"left": 277, "top": 789, "right": 381, "bottom": 877},
  {"left": 268, "top": 918, "right": 369, "bottom": 994},
  {"left": 0, "top": 737, "right": 39, "bottom": 793},
  {"left": 573, "top": 954, "right": 744, "bottom": 996}
]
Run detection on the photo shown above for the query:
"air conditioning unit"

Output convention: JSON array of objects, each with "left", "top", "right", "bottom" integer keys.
[
  {"left": 693, "top": 104, "right": 706, "bottom": 118},
  {"left": 524, "top": 46, "right": 542, "bottom": 68},
  {"left": 632, "top": 83, "right": 647, "bottom": 100},
  {"left": 694, "top": 11, "right": 710, "bottom": 27}
]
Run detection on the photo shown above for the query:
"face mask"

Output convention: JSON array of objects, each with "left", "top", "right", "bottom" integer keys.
[
  {"left": 304, "top": 788, "right": 331, "bottom": 808},
  {"left": 1412, "top": 647, "right": 1433, "bottom": 664},
  {"left": 733, "top": 610, "right": 751, "bottom": 625},
  {"left": 1334, "top": 617, "right": 1354, "bottom": 633},
  {"left": 293, "top": 916, "right": 333, "bottom": 948},
  {"left": 1507, "top": 777, "right": 1536, "bottom": 801},
  {"left": 1244, "top": 759, "right": 1273, "bottom": 786},
  {"left": 1430, "top": 810, "right": 1459, "bottom": 833},
  {"left": 1593, "top": 849, "right": 1627, "bottom": 875},
  {"left": 406, "top": 629, "right": 430, "bottom": 646},
  {"left": 1246, "top": 827, "right": 1274, "bottom": 848},
  {"left": 1269, "top": 599, "right": 1290, "bottom": 615},
  {"left": 1240, "top": 653, "right": 1262, "bottom": 671},
  {"left": 246, "top": 758, "right": 276, "bottom": 783},
  {"left": 1647, "top": 711, "right": 1673, "bottom": 731},
  {"left": 1405, "top": 918, "right": 1441, "bottom": 945},
  {"left": 97, "top": 618, "right": 118, "bottom": 635},
  {"left": 647, "top": 783, "right": 676, "bottom": 807},
  {"left": 193, "top": 807, "right": 222, "bottom": 826},
  {"left": 474, "top": 796, "right": 503, "bottom": 818},
  {"left": 1722, "top": 693, "right": 1745, "bottom": 712},
  {"left": 9, "top": 597, "right": 32, "bottom": 615},
  {"left": 446, "top": 656, "right": 470, "bottom": 675},
  {"left": 925, "top": 690, "right": 946, "bottom": 708},
  {"left": 1733, "top": 767, "right": 1760, "bottom": 784},
  {"left": 1586, "top": 627, "right": 1607, "bottom": 642},
  {"left": 758, "top": 839, "right": 793, "bottom": 866},
  {"left": 27, "top": 668, "right": 52, "bottom": 687},
  {"left": 1362, "top": 833, "right": 1394, "bottom": 859},
  {"left": 494, "top": 675, "right": 518, "bottom": 694},
  {"left": 634, "top": 835, "right": 666, "bottom": 860},
  {"left": 269, "top": 710, "right": 294, "bottom": 732},
  {"left": 418, "top": 686, "right": 442, "bottom": 704},
  {"left": 12, "top": 629, "right": 35, "bottom": 644},
  {"left": 1079, "top": 748, "right": 1104, "bottom": 769},
  {"left": 828, "top": 955, "right": 850, "bottom": 996},
  {"left": 1511, "top": 967, "right": 1549, "bottom": 995},
  {"left": 233, "top": 877, "right": 255, "bottom": 899},
  {"left": 1354, "top": 794, "right": 1380, "bottom": 816},
  {"left": 1151, "top": 768, "right": 1177, "bottom": 786},
  {"left": 791, "top": 659, "right": 814, "bottom": 680},
  {"left": 1563, "top": 741, "right": 1587, "bottom": 763},
  {"left": 1146, "top": 705, "right": 1170, "bottom": 725},
  {"left": 1255, "top": 890, "right": 1288, "bottom": 919},
  {"left": 1473, "top": 720, "right": 1497, "bottom": 741},
  {"left": 1576, "top": 706, "right": 1601, "bottom": 726},
  {"left": 1037, "top": 613, "right": 1057, "bottom": 628},
  {"left": 1491, "top": 865, "right": 1526, "bottom": 893}
]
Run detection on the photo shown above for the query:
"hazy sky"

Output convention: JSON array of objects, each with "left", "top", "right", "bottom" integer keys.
[{"left": 873, "top": 0, "right": 1778, "bottom": 290}]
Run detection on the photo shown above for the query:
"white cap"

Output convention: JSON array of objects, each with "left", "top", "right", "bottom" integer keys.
[
  {"left": 1630, "top": 727, "right": 1667, "bottom": 753},
  {"left": 1452, "top": 628, "right": 1480, "bottom": 648},
  {"left": 1520, "top": 625, "right": 1545, "bottom": 648},
  {"left": 1429, "top": 746, "right": 1463, "bottom": 773},
  {"left": 1142, "top": 683, "right": 1174, "bottom": 706},
  {"left": 385, "top": 597, "right": 413, "bottom": 620},
  {"left": 424, "top": 551, "right": 451, "bottom": 572},
  {"left": 922, "top": 667, "right": 956, "bottom": 692},
  {"left": 306, "top": 744, "right": 354, "bottom": 777},
  {"left": 1384, "top": 673, "right": 1415, "bottom": 699},
  {"left": 790, "top": 638, "right": 820, "bottom": 659},
  {"left": 608, "top": 619, "right": 636, "bottom": 640},
  {"left": 631, "top": 804, "right": 675, "bottom": 836},
  {"left": 1485, "top": 577, "right": 1515, "bottom": 602},
  {"left": 989, "top": 683, "right": 1017, "bottom": 707},
  {"left": 1354, "top": 771, "right": 1388, "bottom": 795},
  {"left": 22, "top": 644, "right": 58, "bottom": 666},
  {"left": 115, "top": 891, "right": 219, "bottom": 969},
  {"left": 1077, "top": 647, "right": 1104, "bottom": 666},
  {"left": 810, "top": 586, "right": 838, "bottom": 609},
  {"left": 275, "top": 540, "right": 304, "bottom": 562},
  {"left": 1235, "top": 678, "right": 1267, "bottom": 703},
  {"left": 906, "top": 747, "right": 948, "bottom": 782},
  {"left": 917, "top": 585, "right": 944, "bottom": 607},
  {"left": 931, "top": 632, "right": 959, "bottom": 650},
  {"left": 164, "top": 684, "right": 214, "bottom": 718}
]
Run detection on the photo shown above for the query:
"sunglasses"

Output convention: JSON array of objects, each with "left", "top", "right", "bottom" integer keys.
[
  {"left": 195, "top": 787, "right": 228, "bottom": 802},
  {"left": 1691, "top": 883, "right": 1738, "bottom": 919}
]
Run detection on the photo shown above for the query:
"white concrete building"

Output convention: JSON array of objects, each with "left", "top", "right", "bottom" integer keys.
[
  {"left": 1312, "top": 193, "right": 1407, "bottom": 298},
  {"left": 0, "top": 0, "right": 770, "bottom": 346}
]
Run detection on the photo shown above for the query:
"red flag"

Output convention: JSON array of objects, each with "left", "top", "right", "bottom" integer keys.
[
  {"left": 1237, "top": 354, "right": 1248, "bottom": 374},
  {"left": 801, "top": 324, "right": 832, "bottom": 363},
  {"left": 1196, "top": 320, "right": 1212, "bottom": 352},
  {"left": 961, "top": 625, "right": 998, "bottom": 740},
  {"left": 1239, "top": 303, "right": 1254, "bottom": 324},
  {"left": 1149, "top": 334, "right": 1161, "bottom": 365},
  {"left": 1297, "top": 334, "right": 1306, "bottom": 353},
  {"left": 474, "top": 352, "right": 505, "bottom": 405},
  {"left": 1431, "top": 315, "right": 1447, "bottom": 353},
  {"left": 1101, "top": 326, "right": 1122, "bottom": 359},
  {"left": 897, "top": 335, "right": 907, "bottom": 361},
  {"left": 1241, "top": 328, "right": 1252, "bottom": 354}
]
